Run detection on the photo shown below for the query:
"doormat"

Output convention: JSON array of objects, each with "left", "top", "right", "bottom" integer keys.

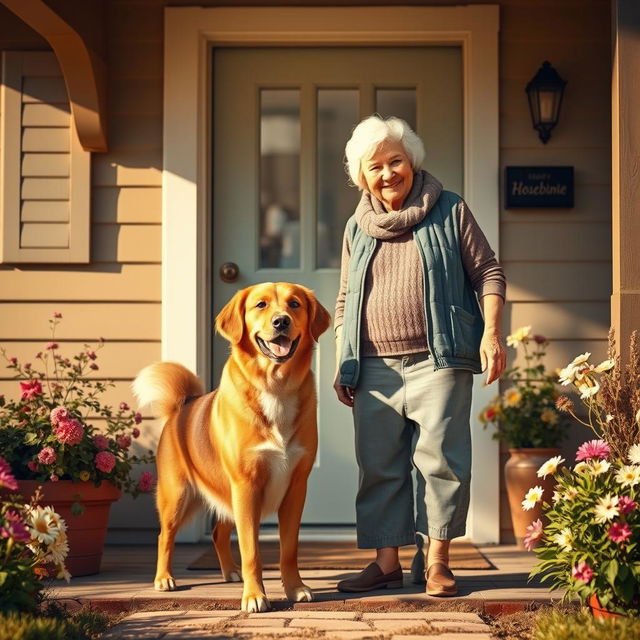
[{"left": 187, "top": 540, "right": 492, "bottom": 571}]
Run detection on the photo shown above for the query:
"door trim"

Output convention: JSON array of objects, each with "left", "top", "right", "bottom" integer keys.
[{"left": 163, "top": 5, "right": 501, "bottom": 543}]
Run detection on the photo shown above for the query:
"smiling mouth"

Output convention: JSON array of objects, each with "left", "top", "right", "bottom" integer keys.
[{"left": 256, "top": 335, "right": 300, "bottom": 363}]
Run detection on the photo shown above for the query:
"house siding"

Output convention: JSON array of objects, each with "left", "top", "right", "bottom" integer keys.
[{"left": 0, "top": 0, "right": 612, "bottom": 542}]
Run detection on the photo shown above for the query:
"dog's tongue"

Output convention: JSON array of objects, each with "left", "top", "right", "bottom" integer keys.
[{"left": 269, "top": 338, "right": 291, "bottom": 357}]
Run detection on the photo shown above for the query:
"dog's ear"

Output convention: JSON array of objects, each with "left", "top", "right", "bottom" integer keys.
[
  {"left": 300, "top": 286, "right": 331, "bottom": 342},
  {"left": 216, "top": 287, "right": 249, "bottom": 344}
]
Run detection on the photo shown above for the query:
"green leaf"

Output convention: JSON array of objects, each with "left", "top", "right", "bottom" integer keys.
[{"left": 606, "top": 559, "right": 619, "bottom": 587}]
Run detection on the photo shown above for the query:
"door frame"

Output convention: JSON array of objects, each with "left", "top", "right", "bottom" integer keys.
[{"left": 163, "top": 5, "right": 501, "bottom": 543}]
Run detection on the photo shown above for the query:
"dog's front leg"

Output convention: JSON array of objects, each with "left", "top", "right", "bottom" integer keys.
[
  {"left": 231, "top": 479, "right": 270, "bottom": 612},
  {"left": 278, "top": 457, "right": 315, "bottom": 603}
]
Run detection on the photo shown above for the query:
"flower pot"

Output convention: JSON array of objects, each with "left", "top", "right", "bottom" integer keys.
[
  {"left": 18, "top": 479, "right": 121, "bottom": 577},
  {"left": 588, "top": 593, "right": 624, "bottom": 619},
  {"left": 504, "top": 448, "right": 560, "bottom": 548}
]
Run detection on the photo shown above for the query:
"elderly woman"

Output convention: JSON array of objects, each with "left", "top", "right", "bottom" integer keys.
[{"left": 334, "top": 115, "right": 506, "bottom": 596}]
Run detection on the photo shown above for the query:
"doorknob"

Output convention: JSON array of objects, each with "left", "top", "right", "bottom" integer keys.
[{"left": 219, "top": 262, "right": 240, "bottom": 283}]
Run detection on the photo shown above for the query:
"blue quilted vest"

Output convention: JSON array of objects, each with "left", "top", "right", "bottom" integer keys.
[{"left": 338, "top": 190, "right": 484, "bottom": 387}]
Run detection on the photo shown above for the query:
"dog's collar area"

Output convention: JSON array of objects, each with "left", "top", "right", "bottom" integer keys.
[{"left": 256, "top": 335, "right": 300, "bottom": 363}]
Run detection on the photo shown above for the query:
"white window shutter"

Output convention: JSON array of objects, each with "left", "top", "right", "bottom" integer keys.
[{"left": 0, "top": 51, "right": 90, "bottom": 263}]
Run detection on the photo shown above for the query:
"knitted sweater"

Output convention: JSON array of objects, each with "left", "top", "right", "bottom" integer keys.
[{"left": 334, "top": 171, "right": 506, "bottom": 357}]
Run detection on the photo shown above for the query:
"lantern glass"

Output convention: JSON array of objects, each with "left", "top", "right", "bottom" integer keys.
[{"left": 525, "top": 61, "right": 566, "bottom": 144}]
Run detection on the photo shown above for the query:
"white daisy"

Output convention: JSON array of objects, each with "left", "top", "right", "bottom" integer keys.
[
  {"left": 593, "top": 494, "right": 620, "bottom": 524},
  {"left": 594, "top": 359, "right": 615, "bottom": 373},
  {"left": 522, "top": 486, "right": 544, "bottom": 511},
  {"left": 563, "top": 486, "right": 579, "bottom": 500},
  {"left": 537, "top": 455, "right": 565, "bottom": 479},
  {"left": 26, "top": 506, "right": 59, "bottom": 545},
  {"left": 589, "top": 459, "right": 611, "bottom": 476},
  {"left": 615, "top": 465, "right": 640, "bottom": 488},
  {"left": 574, "top": 461, "right": 590, "bottom": 474},
  {"left": 46, "top": 530, "right": 69, "bottom": 565},
  {"left": 553, "top": 528, "right": 574, "bottom": 551},
  {"left": 628, "top": 443, "right": 640, "bottom": 465},
  {"left": 552, "top": 491, "right": 563, "bottom": 504},
  {"left": 558, "top": 353, "right": 591, "bottom": 385},
  {"left": 506, "top": 326, "right": 532, "bottom": 347},
  {"left": 42, "top": 506, "right": 67, "bottom": 534},
  {"left": 578, "top": 378, "right": 600, "bottom": 399}
]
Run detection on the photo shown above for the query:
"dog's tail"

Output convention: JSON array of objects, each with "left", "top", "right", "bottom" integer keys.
[{"left": 132, "top": 362, "right": 204, "bottom": 422}]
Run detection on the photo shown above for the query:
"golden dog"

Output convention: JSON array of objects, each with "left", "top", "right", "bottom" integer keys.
[{"left": 132, "top": 282, "right": 331, "bottom": 612}]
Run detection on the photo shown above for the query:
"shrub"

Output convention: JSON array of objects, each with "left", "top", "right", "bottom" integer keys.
[{"left": 534, "top": 609, "right": 640, "bottom": 640}]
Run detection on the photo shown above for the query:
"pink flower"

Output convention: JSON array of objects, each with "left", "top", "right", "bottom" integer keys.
[
  {"left": 533, "top": 334, "right": 547, "bottom": 344},
  {"left": 53, "top": 312, "right": 62, "bottom": 319},
  {"left": 575, "top": 439, "right": 611, "bottom": 462},
  {"left": 86, "top": 351, "right": 97, "bottom": 360},
  {"left": 1, "top": 510, "right": 31, "bottom": 543},
  {"left": 523, "top": 519, "right": 544, "bottom": 551},
  {"left": 89, "top": 363, "right": 99, "bottom": 371},
  {"left": 49, "top": 406, "right": 69, "bottom": 426},
  {"left": 35, "top": 352, "right": 42, "bottom": 359},
  {"left": 54, "top": 418, "right": 84, "bottom": 445},
  {"left": 46, "top": 342, "right": 58, "bottom": 350},
  {"left": 134, "top": 412, "right": 142, "bottom": 425},
  {"left": 9, "top": 356, "right": 17, "bottom": 365},
  {"left": 26, "top": 460, "right": 38, "bottom": 472},
  {"left": 38, "top": 447, "right": 57, "bottom": 465},
  {"left": 49, "top": 474, "right": 59, "bottom": 482},
  {"left": 618, "top": 496, "right": 637, "bottom": 514},
  {"left": 95, "top": 451, "right": 116, "bottom": 473},
  {"left": 24, "top": 363, "right": 31, "bottom": 369},
  {"left": 119, "top": 402, "right": 129, "bottom": 411},
  {"left": 0, "top": 456, "right": 18, "bottom": 491},
  {"left": 20, "top": 380, "right": 42, "bottom": 401},
  {"left": 138, "top": 471, "right": 156, "bottom": 492},
  {"left": 132, "top": 427, "right": 140, "bottom": 439},
  {"left": 117, "top": 435, "right": 131, "bottom": 450},
  {"left": 572, "top": 561, "right": 594, "bottom": 583},
  {"left": 93, "top": 434, "right": 109, "bottom": 450},
  {"left": 608, "top": 522, "right": 632, "bottom": 544}
]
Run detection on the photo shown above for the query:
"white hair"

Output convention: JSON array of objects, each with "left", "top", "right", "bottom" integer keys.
[{"left": 344, "top": 115, "right": 425, "bottom": 190}]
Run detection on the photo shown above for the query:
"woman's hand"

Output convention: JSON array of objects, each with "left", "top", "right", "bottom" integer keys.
[
  {"left": 333, "top": 371, "right": 355, "bottom": 407},
  {"left": 480, "top": 331, "right": 506, "bottom": 385}
]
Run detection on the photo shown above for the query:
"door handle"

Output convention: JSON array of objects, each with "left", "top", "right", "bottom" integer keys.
[{"left": 219, "top": 262, "right": 240, "bottom": 283}]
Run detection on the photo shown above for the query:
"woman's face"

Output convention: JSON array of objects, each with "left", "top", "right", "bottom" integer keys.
[{"left": 361, "top": 140, "right": 414, "bottom": 211}]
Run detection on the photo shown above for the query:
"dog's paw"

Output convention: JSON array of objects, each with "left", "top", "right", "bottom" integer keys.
[
  {"left": 154, "top": 576, "right": 177, "bottom": 591},
  {"left": 285, "top": 584, "right": 314, "bottom": 603},
  {"left": 222, "top": 567, "right": 243, "bottom": 582},
  {"left": 242, "top": 593, "right": 270, "bottom": 613}
]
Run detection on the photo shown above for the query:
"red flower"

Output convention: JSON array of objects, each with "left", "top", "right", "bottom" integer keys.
[
  {"left": 54, "top": 418, "right": 84, "bottom": 445},
  {"left": 95, "top": 451, "right": 116, "bottom": 473},
  {"left": 38, "top": 447, "right": 57, "bottom": 465},
  {"left": 20, "top": 380, "right": 42, "bottom": 401},
  {"left": 93, "top": 434, "right": 109, "bottom": 450},
  {"left": 572, "top": 561, "right": 593, "bottom": 583},
  {"left": 117, "top": 435, "right": 131, "bottom": 450},
  {"left": 138, "top": 471, "right": 156, "bottom": 492},
  {"left": 618, "top": 495, "right": 637, "bottom": 514},
  {"left": 608, "top": 522, "right": 632, "bottom": 544}
]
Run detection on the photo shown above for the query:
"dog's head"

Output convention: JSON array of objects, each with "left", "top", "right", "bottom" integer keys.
[{"left": 215, "top": 283, "right": 331, "bottom": 365}]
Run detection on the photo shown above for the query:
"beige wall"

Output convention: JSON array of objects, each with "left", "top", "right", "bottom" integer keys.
[{"left": 0, "top": 0, "right": 612, "bottom": 542}]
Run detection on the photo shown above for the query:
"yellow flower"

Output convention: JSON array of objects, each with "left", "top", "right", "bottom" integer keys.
[
  {"left": 503, "top": 387, "right": 522, "bottom": 408},
  {"left": 79, "top": 470, "right": 90, "bottom": 482},
  {"left": 506, "top": 326, "right": 531, "bottom": 348},
  {"left": 577, "top": 375, "right": 600, "bottom": 399},
  {"left": 589, "top": 459, "right": 611, "bottom": 476},
  {"left": 540, "top": 408, "right": 558, "bottom": 425},
  {"left": 574, "top": 461, "right": 589, "bottom": 474}
]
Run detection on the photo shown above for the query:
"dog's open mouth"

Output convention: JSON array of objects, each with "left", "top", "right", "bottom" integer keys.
[{"left": 256, "top": 335, "right": 300, "bottom": 363}]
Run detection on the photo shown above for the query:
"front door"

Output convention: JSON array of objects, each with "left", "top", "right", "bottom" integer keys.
[{"left": 212, "top": 46, "right": 462, "bottom": 523}]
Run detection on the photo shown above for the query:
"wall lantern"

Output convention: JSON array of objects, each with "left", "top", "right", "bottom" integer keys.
[{"left": 526, "top": 61, "right": 567, "bottom": 144}]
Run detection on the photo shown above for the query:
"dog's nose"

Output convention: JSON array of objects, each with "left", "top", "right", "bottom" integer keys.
[{"left": 272, "top": 315, "right": 291, "bottom": 331}]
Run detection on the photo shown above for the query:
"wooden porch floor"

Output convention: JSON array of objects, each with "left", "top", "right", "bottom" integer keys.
[{"left": 50, "top": 543, "right": 562, "bottom": 615}]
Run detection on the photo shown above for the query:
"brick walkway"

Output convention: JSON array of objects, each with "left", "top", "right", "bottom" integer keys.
[{"left": 103, "top": 609, "right": 493, "bottom": 639}]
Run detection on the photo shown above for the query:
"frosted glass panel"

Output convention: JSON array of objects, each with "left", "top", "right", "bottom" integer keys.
[
  {"left": 317, "top": 90, "right": 359, "bottom": 268},
  {"left": 259, "top": 90, "right": 300, "bottom": 268},
  {"left": 376, "top": 89, "right": 417, "bottom": 131}
]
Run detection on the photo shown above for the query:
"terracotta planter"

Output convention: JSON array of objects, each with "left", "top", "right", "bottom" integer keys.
[
  {"left": 504, "top": 448, "right": 560, "bottom": 548},
  {"left": 588, "top": 593, "right": 624, "bottom": 619},
  {"left": 17, "top": 479, "right": 121, "bottom": 577}
]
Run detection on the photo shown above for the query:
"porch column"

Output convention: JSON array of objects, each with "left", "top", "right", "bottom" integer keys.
[{"left": 611, "top": 0, "right": 640, "bottom": 363}]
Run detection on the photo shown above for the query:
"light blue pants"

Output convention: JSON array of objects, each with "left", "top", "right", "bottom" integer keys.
[{"left": 352, "top": 351, "right": 473, "bottom": 548}]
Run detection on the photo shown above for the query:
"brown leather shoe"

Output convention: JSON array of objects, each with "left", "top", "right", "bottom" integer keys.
[
  {"left": 426, "top": 563, "right": 458, "bottom": 596},
  {"left": 337, "top": 563, "right": 403, "bottom": 593}
]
